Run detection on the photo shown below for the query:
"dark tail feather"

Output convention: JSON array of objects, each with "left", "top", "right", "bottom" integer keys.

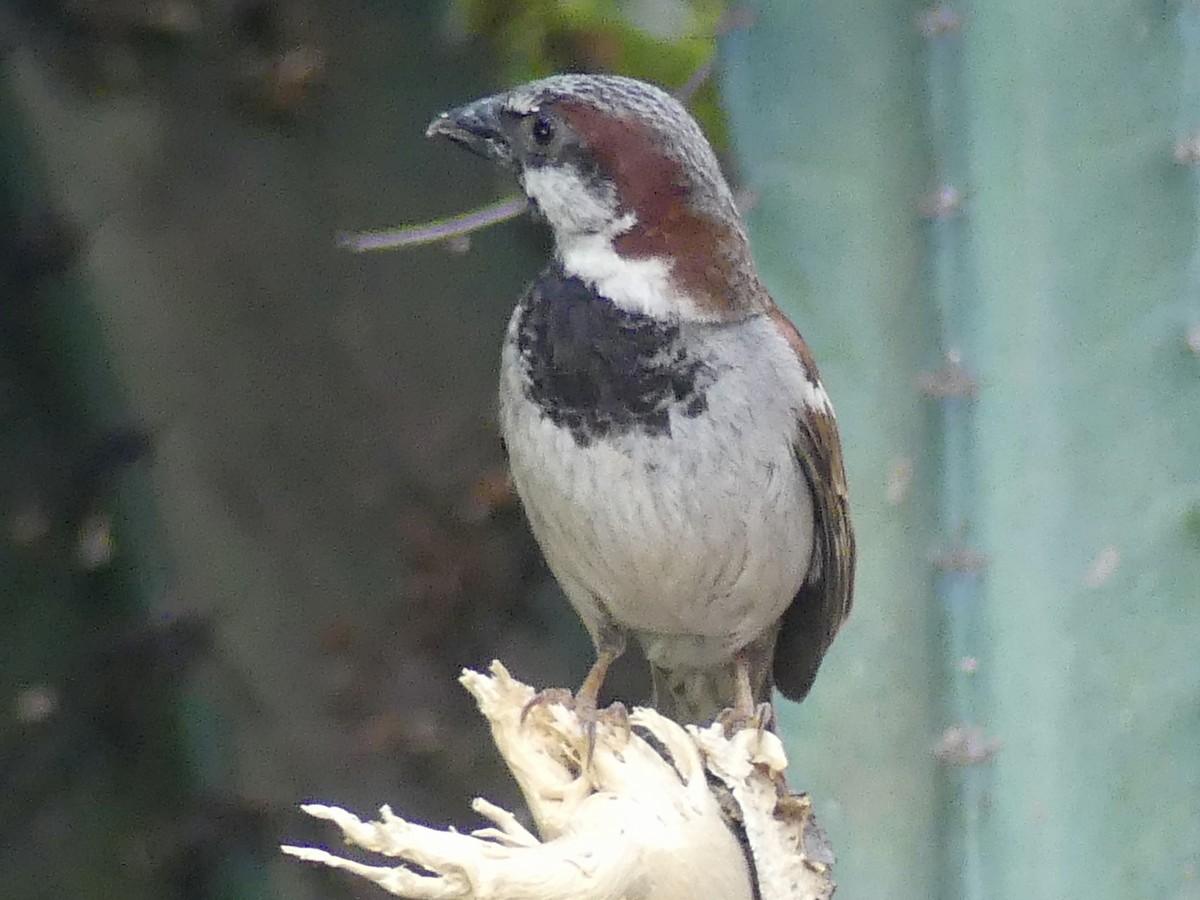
[{"left": 773, "top": 581, "right": 840, "bottom": 703}]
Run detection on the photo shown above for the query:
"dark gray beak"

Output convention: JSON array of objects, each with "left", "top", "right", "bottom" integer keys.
[{"left": 426, "top": 95, "right": 513, "bottom": 165}]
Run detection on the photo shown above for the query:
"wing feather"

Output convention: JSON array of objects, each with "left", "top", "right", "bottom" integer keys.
[{"left": 766, "top": 305, "right": 856, "bottom": 702}]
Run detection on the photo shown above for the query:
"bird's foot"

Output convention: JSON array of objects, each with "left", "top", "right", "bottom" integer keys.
[
  {"left": 576, "top": 699, "right": 630, "bottom": 768},
  {"left": 716, "top": 700, "right": 775, "bottom": 737},
  {"left": 519, "top": 687, "right": 576, "bottom": 724},
  {"left": 520, "top": 688, "right": 630, "bottom": 768}
]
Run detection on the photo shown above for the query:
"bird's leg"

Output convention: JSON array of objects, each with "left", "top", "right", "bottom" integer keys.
[
  {"left": 733, "top": 649, "right": 756, "bottom": 717},
  {"left": 521, "top": 626, "right": 629, "bottom": 758},
  {"left": 573, "top": 627, "right": 629, "bottom": 764},
  {"left": 574, "top": 625, "right": 626, "bottom": 715},
  {"left": 718, "top": 648, "right": 775, "bottom": 735}
]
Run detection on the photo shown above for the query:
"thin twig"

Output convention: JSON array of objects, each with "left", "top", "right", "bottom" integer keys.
[
  {"left": 675, "top": 56, "right": 715, "bottom": 105},
  {"left": 337, "top": 195, "right": 529, "bottom": 253}
]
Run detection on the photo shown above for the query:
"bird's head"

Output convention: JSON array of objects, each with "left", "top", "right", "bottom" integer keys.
[{"left": 427, "top": 74, "right": 767, "bottom": 322}]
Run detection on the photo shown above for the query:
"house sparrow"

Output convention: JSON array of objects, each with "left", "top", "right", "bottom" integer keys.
[{"left": 427, "top": 74, "right": 855, "bottom": 725}]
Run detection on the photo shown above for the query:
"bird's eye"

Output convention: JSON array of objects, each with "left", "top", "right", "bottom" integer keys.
[{"left": 530, "top": 115, "right": 556, "bottom": 146}]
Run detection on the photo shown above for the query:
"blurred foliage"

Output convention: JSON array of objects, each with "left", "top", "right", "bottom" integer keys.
[
  {"left": 10, "top": 0, "right": 327, "bottom": 121},
  {"left": 450, "top": 0, "right": 729, "bottom": 145},
  {"left": 0, "top": 77, "right": 215, "bottom": 899}
]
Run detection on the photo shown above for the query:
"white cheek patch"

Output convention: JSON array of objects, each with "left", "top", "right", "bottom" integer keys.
[{"left": 520, "top": 165, "right": 622, "bottom": 238}]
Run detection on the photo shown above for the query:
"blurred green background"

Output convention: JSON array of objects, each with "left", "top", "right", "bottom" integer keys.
[{"left": 1, "top": 1, "right": 1197, "bottom": 899}]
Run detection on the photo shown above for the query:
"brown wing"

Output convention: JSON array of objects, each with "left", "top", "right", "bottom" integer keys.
[{"left": 767, "top": 306, "right": 856, "bottom": 702}]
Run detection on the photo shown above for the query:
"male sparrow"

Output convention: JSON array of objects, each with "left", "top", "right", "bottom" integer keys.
[{"left": 427, "top": 74, "right": 855, "bottom": 725}]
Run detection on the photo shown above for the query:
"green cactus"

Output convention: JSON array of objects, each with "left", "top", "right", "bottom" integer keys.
[{"left": 721, "top": 1, "right": 1200, "bottom": 898}]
